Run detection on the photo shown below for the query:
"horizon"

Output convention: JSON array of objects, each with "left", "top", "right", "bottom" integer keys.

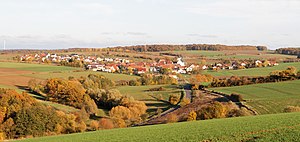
[{"left": 0, "top": 0, "right": 300, "bottom": 50}]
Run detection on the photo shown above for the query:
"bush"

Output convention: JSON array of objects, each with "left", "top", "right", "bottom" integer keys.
[
  {"left": 169, "top": 94, "right": 180, "bottom": 105},
  {"left": 197, "top": 102, "right": 227, "bottom": 120},
  {"left": 284, "top": 106, "right": 300, "bottom": 113},
  {"left": 187, "top": 111, "right": 197, "bottom": 121},
  {"left": 180, "top": 98, "right": 191, "bottom": 107},
  {"left": 228, "top": 93, "right": 244, "bottom": 102},
  {"left": 99, "top": 118, "right": 114, "bottom": 129},
  {"left": 148, "top": 87, "right": 166, "bottom": 91},
  {"left": 90, "top": 120, "right": 99, "bottom": 130},
  {"left": 227, "top": 108, "right": 251, "bottom": 117},
  {"left": 165, "top": 114, "right": 178, "bottom": 123}
]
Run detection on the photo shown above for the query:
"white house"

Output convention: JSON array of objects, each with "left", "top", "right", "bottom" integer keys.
[
  {"left": 176, "top": 58, "right": 185, "bottom": 66},
  {"left": 255, "top": 60, "right": 262, "bottom": 66},
  {"left": 202, "top": 65, "right": 208, "bottom": 70}
]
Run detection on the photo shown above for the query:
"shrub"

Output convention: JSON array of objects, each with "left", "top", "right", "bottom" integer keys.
[
  {"left": 169, "top": 94, "right": 180, "bottom": 105},
  {"left": 228, "top": 93, "right": 244, "bottom": 102},
  {"left": 197, "top": 102, "right": 227, "bottom": 120},
  {"left": 165, "top": 114, "right": 178, "bottom": 123},
  {"left": 284, "top": 106, "right": 300, "bottom": 113},
  {"left": 112, "top": 118, "right": 126, "bottom": 128},
  {"left": 90, "top": 120, "right": 99, "bottom": 130},
  {"left": 180, "top": 98, "right": 191, "bottom": 107},
  {"left": 227, "top": 108, "right": 252, "bottom": 117},
  {"left": 99, "top": 118, "right": 114, "bottom": 129},
  {"left": 187, "top": 111, "right": 197, "bottom": 121}
]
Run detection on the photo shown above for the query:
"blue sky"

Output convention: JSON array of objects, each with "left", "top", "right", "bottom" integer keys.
[{"left": 0, "top": 0, "right": 299, "bottom": 49}]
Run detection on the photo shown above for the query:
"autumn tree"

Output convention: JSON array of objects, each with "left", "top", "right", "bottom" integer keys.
[
  {"left": 169, "top": 94, "right": 180, "bottom": 105},
  {"left": 43, "top": 78, "right": 97, "bottom": 114}
]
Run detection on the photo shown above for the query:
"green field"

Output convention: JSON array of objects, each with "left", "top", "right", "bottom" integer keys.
[
  {"left": 0, "top": 62, "right": 77, "bottom": 72},
  {"left": 17, "top": 112, "right": 300, "bottom": 142},
  {"left": 212, "top": 80, "right": 300, "bottom": 114},
  {"left": 117, "top": 85, "right": 180, "bottom": 101},
  {"left": 203, "top": 62, "right": 300, "bottom": 77},
  {"left": 117, "top": 85, "right": 181, "bottom": 111},
  {"left": 25, "top": 70, "right": 140, "bottom": 81}
]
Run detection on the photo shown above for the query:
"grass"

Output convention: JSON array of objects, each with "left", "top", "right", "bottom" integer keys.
[
  {"left": 24, "top": 70, "right": 140, "bottom": 81},
  {"left": 0, "top": 62, "right": 77, "bottom": 72},
  {"left": 203, "top": 62, "right": 300, "bottom": 77},
  {"left": 117, "top": 85, "right": 180, "bottom": 101},
  {"left": 212, "top": 80, "right": 300, "bottom": 114},
  {"left": 16, "top": 112, "right": 300, "bottom": 142}
]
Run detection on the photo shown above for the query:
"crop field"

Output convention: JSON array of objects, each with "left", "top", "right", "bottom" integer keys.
[
  {"left": 203, "top": 62, "right": 300, "bottom": 77},
  {"left": 17, "top": 112, "right": 300, "bottom": 142},
  {"left": 212, "top": 80, "right": 300, "bottom": 114}
]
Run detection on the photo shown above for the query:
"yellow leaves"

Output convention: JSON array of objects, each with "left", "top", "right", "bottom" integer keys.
[
  {"left": 169, "top": 94, "right": 180, "bottom": 105},
  {"left": 187, "top": 111, "right": 197, "bottom": 121}
]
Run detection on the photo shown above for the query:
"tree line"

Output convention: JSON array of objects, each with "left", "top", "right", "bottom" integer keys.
[
  {"left": 276, "top": 48, "right": 300, "bottom": 56},
  {"left": 22, "top": 74, "right": 148, "bottom": 140},
  {"left": 210, "top": 66, "right": 299, "bottom": 87},
  {"left": 112, "top": 44, "right": 267, "bottom": 52}
]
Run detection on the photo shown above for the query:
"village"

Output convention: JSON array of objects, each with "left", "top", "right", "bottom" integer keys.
[{"left": 17, "top": 53, "right": 279, "bottom": 76}]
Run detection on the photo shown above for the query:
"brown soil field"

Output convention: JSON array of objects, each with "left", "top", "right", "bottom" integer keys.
[{"left": 0, "top": 68, "right": 36, "bottom": 86}]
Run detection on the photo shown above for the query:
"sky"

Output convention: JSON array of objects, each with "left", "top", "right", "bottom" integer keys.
[{"left": 0, "top": 0, "right": 299, "bottom": 49}]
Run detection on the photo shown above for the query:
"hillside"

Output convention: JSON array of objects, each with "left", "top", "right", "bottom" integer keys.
[{"left": 17, "top": 112, "right": 300, "bottom": 142}]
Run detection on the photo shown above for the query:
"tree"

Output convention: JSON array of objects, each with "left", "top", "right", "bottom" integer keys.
[
  {"left": 169, "top": 94, "right": 180, "bottom": 105},
  {"left": 197, "top": 102, "right": 228, "bottom": 120},
  {"left": 43, "top": 78, "right": 97, "bottom": 114}
]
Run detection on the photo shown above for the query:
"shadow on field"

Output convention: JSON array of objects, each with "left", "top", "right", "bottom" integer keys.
[
  {"left": 15, "top": 85, "right": 46, "bottom": 100},
  {"left": 148, "top": 94, "right": 170, "bottom": 104}
]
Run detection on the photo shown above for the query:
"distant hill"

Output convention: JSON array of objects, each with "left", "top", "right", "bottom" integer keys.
[{"left": 112, "top": 44, "right": 268, "bottom": 52}]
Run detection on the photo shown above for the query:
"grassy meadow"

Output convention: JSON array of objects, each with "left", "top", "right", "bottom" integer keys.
[
  {"left": 17, "top": 112, "right": 300, "bottom": 142},
  {"left": 0, "top": 62, "right": 77, "bottom": 72},
  {"left": 117, "top": 85, "right": 181, "bottom": 112},
  {"left": 24, "top": 70, "right": 140, "bottom": 81},
  {"left": 212, "top": 80, "right": 300, "bottom": 114}
]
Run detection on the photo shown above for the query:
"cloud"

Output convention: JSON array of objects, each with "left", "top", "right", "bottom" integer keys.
[
  {"left": 185, "top": 0, "right": 300, "bottom": 18},
  {"left": 187, "top": 34, "right": 218, "bottom": 38},
  {"left": 0, "top": 34, "right": 110, "bottom": 49},
  {"left": 101, "top": 32, "right": 148, "bottom": 36},
  {"left": 126, "top": 32, "right": 147, "bottom": 36},
  {"left": 73, "top": 2, "right": 115, "bottom": 15}
]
